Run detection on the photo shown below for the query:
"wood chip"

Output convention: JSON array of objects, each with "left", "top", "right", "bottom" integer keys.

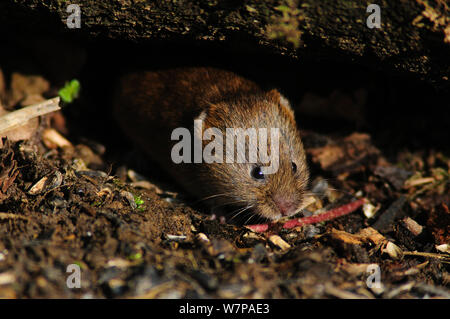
[
  {"left": 330, "top": 228, "right": 364, "bottom": 245},
  {"left": 381, "top": 241, "right": 403, "bottom": 260},
  {"left": 42, "top": 128, "right": 72, "bottom": 149},
  {"left": 106, "top": 258, "right": 133, "bottom": 269},
  {"left": 165, "top": 234, "right": 187, "bottom": 242},
  {"left": 269, "top": 235, "right": 291, "bottom": 250},
  {"left": 324, "top": 283, "right": 369, "bottom": 299},
  {"left": 404, "top": 177, "right": 435, "bottom": 188},
  {"left": 341, "top": 263, "right": 373, "bottom": 276},
  {"left": 0, "top": 272, "right": 15, "bottom": 285},
  {"left": 356, "top": 227, "right": 386, "bottom": 245},
  {"left": 401, "top": 217, "right": 423, "bottom": 236},
  {"left": 330, "top": 227, "right": 386, "bottom": 246},
  {"left": 363, "top": 202, "right": 377, "bottom": 218},
  {"left": 436, "top": 244, "right": 450, "bottom": 254},
  {"left": 196, "top": 233, "right": 210, "bottom": 244}
]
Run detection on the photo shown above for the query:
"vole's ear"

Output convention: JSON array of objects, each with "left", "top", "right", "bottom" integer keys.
[
  {"left": 193, "top": 110, "right": 207, "bottom": 143},
  {"left": 195, "top": 110, "right": 208, "bottom": 122},
  {"left": 194, "top": 101, "right": 216, "bottom": 133},
  {"left": 266, "top": 89, "right": 293, "bottom": 112}
]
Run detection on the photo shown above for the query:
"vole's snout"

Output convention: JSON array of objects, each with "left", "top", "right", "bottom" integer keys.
[{"left": 273, "top": 194, "right": 297, "bottom": 217}]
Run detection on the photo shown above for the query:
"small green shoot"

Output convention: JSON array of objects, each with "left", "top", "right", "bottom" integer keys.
[
  {"left": 128, "top": 252, "right": 142, "bottom": 261},
  {"left": 92, "top": 200, "right": 103, "bottom": 207},
  {"left": 134, "top": 194, "right": 145, "bottom": 211},
  {"left": 58, "top": 79, "right": 81, "bottom": 103},
  {"left": 73, "top": 261, "right": 83, "bottom": 269}
]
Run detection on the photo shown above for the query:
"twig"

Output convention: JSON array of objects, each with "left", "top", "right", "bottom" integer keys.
[
  {"left": 246, "top": 198, "right": 366, "bottom": 233},
  {"left": 324, "top": 283, "right": 371, "bottom": 299},
  {"left": 0, "top": 97, "right": 61, "bottom": 134},
  {"left": 403, "top": 251, "right": 450, "bottom": 262},
  {"left": 283, "top": 198, "right": 366, "bottom": 229},
  {"left": 246, "top": 223, "right": 270, "bottom": 232}
]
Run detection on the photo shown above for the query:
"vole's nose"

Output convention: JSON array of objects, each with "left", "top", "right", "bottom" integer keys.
[{"left": 274, "top": 196, "right": 296, "bottom": 216}]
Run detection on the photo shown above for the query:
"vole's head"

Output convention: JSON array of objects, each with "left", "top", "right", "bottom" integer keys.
[{"left": 197, "top": 89, "right": 309, "bottom": 221}]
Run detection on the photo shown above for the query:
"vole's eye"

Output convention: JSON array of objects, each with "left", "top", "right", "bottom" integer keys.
[
  {"left": 251, "top": 166, "right": 265, "bottom": 180},
  {"left": 292, "top": 162, "right": 297, "bottom": 173}
]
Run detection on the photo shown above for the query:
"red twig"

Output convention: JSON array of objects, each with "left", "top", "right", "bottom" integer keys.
[
  {"left": 283, "top": 198, "right": 366, "bottom": 229},
  {"left": 246, "top": 223, "right": 270, "bottom": 232},
  {"left": 246, "top": 198, "right": 366, "bottom": 233}
]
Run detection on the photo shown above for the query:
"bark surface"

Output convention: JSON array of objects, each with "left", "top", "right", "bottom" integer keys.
[{"left": 1, "top": 0, "right": 449, "bottom": 88}]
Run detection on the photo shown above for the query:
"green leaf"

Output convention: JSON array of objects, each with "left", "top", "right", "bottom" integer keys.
[
  {"left": 128, "top": 252, "right": 142, "bottom": 261},
  {"left": 275, "top": 5, "right": 290, "bottom": 13},
  {"left": 58, "top": 79, "right": 81, "bottom": 103}
]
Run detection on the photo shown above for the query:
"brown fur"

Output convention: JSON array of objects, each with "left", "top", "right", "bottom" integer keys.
[{"left": 114, "top": 67, "right": 309, "bottom": 221}]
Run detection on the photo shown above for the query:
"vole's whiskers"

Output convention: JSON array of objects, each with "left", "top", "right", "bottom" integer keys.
[
  {"left": 211, "top": 199, "right": 249, "bottom": 209},
  {"left": 244, "top": 212, "right": 258, "bottom": 225},
  {"left": 229, "top": 204, "right": 254, "bottom": 222},
  {"left": 310, "top": 178, "right": 356, "bottom": 198},
  {"left": 193, "top": 193, "right": 234, "bottom": 205},
  {"left": 327, "top": 187, "right": 354, "bottom": 197}
]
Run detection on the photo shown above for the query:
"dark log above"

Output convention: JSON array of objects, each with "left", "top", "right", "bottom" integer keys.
[{"left": 1, "top": 0, "right": 449, "bottom": 89}]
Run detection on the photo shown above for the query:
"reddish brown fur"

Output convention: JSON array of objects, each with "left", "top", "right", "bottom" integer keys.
[{"left": 114, "top": 67, "right": 309, "bottom": 221}]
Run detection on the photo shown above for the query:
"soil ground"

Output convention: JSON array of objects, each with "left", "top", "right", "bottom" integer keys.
[{"left": 0, "top": 43, "right": 449, "bottom": 299}]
